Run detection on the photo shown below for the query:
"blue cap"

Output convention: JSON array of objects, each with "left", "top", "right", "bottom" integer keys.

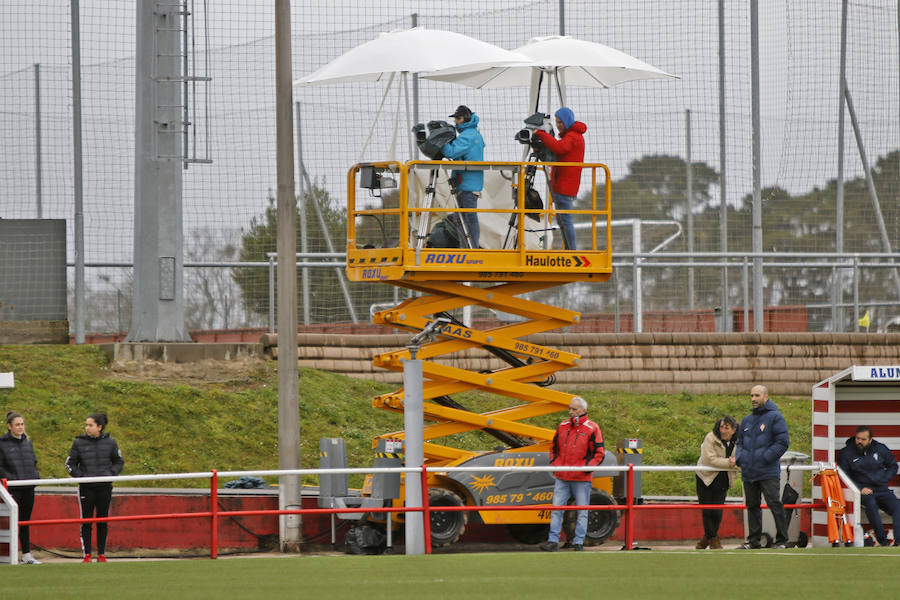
[{"left": 555, "top": 107, "right": 575, "bottom": 130}]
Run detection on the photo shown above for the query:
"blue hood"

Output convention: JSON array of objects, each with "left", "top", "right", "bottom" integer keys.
[{"left": 456, "top": 113, "right": 479, "bottom": 131}]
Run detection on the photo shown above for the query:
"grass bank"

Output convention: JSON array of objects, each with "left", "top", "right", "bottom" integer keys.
[{"left": 0, "top": 345, "right": 811, "bottom": 495}]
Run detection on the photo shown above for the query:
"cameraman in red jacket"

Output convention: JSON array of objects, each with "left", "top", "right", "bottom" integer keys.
[
  {"left": 533, "top": 107, "right": 587, "bottom": 250},
  {"left": 539, "top": 396, "right": 605, "bottom": 551}
]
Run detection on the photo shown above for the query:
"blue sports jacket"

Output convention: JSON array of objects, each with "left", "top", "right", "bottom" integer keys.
[
  {"left": 442, "top": 114, "right": 485, "bottom": 192},
  {"left": 736, "top": 400, "right": 790, "bottom": 482},
  {"left": 837, "top": 436, "right": 898, "bottom": 490}
]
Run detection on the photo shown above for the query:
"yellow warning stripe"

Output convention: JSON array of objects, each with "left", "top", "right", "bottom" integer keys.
[
  {"left": 617, "top": 448, "right": 643, "bottom": 454},
  {"left": 347, "top": 256, "right": 400, "bottom": 264},
  {"left": 375, "top": 452, "right": 403, "bottom": 459}
]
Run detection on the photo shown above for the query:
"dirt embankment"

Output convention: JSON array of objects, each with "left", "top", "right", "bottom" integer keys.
[{"left": 108, "top": 357, "right": 273, "bottom": 387}]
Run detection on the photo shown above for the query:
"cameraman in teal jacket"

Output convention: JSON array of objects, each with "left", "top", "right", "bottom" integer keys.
[{"left": 442, "top": 105, "right": 485, "bottom": 248}]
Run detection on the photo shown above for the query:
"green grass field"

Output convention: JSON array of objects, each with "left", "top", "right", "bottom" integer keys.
[{"left": 10, "top": 549, "right": 898, "bottom": 599}]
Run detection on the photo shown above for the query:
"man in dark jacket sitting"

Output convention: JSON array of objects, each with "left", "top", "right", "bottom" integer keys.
[
  {"left": 735, "top": 384, "right": 790, "bottom": 549},
  {"left": 837, "top": 426, "right": 900, "bottom": 546}
]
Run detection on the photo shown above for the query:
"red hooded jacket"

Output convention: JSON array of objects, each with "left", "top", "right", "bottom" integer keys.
[
  {"left": 534, "top": 121, "right": 587, "bottom": 197},
  {"left": 549, "top": 414, "right": 605, "bottom": 481}
]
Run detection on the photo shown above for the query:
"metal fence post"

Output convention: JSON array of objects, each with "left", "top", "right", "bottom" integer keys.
[
  {"left": 210, "top": 470, "right": 218, "bottom": 559},
  {"left": 421, "top": 465, "right": 432, "bottom": 555},
  {"left": 742, "top": 257, "right": 749, "bottom": 332},
  {"left": 268, "top": 255, "right": 275, "bottom": 333},
  {"left": 625, "top": 463, "right": 635, "bottom": 551},
  {"left": 853, "top": 255, "right": 860, "bottom": 331}
]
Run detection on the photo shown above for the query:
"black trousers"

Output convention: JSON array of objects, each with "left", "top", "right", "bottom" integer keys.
[
  {"left": 79, "top": 483, "right": 113, "bottom": 555},
  {"left": 10, "top": 486, "right": 35, "bottom": 553},
  {"left": 696, "top": 475, "right": 728, "bottom": 538},
  {"left": 744, "top": 478, "right": 788, "bottom": 546}
]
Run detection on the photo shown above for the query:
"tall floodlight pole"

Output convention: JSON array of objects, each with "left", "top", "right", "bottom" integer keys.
[
  {"left": 750, "top": 0, "right": 763, "bottom": 332},
  {"left": 718, "top": 0, "right": 728, "bottom": 333},
  {"left": 129, "top": 1, "right": 190, "bottom": 342},
  {"left": 275, "top": 0, "right": 301, "bottom": 552}
]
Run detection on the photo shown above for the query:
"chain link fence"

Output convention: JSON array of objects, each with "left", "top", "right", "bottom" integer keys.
[{"left": 1, "top": 1, "right": 898, "bottom": 335}]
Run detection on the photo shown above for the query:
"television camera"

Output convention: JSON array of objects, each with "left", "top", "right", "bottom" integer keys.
[
  {"left": 514, "top": 112, "right": 557, "bottom": 162},
  {"left": 412, "top": 120, "right": 457, "bottom": 160}
]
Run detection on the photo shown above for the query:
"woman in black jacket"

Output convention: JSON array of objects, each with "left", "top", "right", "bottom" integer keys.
[
  {"left": 65, "top": 412, "right": 124, "bottom": 563},
  {"left": 0, "top": 411, "right": 42, "bottom": 564}
]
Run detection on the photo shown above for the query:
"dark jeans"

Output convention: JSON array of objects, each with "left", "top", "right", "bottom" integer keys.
[
  {"left": 79, "top": 483, "right": 113, "bottom": 555},
  {"left": 744, "top": 478, "right": 788, "bottom": 546},
  {"left": 696, "top": 475, "right": 728, "bottom": 538},
  {"left": 551, "top": 192, "right": 576, "bottom": 250},
  {"left": 859, "top": 488, "right": 900, "bottom": 544},
  {"left": 10, "top": 485, "right": 35, "bottom": 553},
  {"left": 456, "top": 191, "right": 479, "bottom": 248}
]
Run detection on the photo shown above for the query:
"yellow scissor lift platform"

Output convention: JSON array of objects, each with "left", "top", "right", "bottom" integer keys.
[{"left": 347, "top": 159, "right": 619, "bottom": 546}]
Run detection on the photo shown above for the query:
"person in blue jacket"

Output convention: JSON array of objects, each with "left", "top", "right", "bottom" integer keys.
[
  {"left": 442, "top": 105, "right": 485, "bottom": 248},
  {"left": 735, "top": 384, "right": 790, "bottom": 549},
  {"left": 837, "top": 426, "right": 900, "bottom": 546}
]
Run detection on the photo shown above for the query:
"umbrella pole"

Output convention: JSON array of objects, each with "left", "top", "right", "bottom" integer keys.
[
  {"left": 403, "top": 71, "right": 414, "bottom": 160},
  {"left": 554, "top": 68, "right": 566, "bottom": 107},
  {"left": 357, "top": 72, "right": 396, "bottom": 163}
]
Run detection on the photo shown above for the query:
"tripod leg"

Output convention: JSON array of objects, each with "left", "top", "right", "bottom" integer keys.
[{"left": 414, "top": 169, "right": 439, "bottom": 250}]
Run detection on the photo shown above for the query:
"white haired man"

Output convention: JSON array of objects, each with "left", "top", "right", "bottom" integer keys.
[{"left": 539, "top": 396, "right": 605, "bottom": 551}]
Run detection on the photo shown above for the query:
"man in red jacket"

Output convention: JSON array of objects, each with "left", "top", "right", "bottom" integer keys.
[
  {"left": 539, "top": 396, "right": 605, "bottom": 551},
  {"left": 533, "top": 106, "right": 587, "bottom": 250}
]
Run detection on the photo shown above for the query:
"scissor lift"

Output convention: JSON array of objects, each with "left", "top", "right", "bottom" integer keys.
[{"left": 346, "top": 159, "right": 618, "bottom": 546}]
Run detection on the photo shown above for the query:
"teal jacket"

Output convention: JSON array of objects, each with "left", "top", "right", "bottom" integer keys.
[{"left": 442, "top": 114, "right": 484, "bottom": 192}]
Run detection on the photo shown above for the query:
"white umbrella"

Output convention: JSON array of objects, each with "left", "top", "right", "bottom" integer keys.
[
  {"left": 295, "top": 27, "right": 530, "bottom": 86},
  {"left": 423, "top": 35, "right": 678, "bottom": 109},
  {"left": 295, "top": 27, "right": 530, "bottom": 159}
]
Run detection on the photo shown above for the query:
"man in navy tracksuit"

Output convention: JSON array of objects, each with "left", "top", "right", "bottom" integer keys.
[
  {"left": 735, "top": 385, "right": 790, "bottom": 549},
  {"left": 837, "top": 426, "right": 900, "bottom": 546}
]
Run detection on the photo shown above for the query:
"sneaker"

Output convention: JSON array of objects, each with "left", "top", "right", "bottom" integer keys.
[
  {"left": 539, "top": 541, "right": 559, "bottom": 552},
  {"left": 82, "top": 554, "right": 92, "bottom": 563},
  {"left": 572, "top": 544, "right": 584, "bottom": 551},
  {"left": 736, "top": 542, "right": 761, "bottom": 550},
  {"left": 97, "top": 554, "right": 107, "bottom": 563},
  {"left": 772, "top": 544, "right": 787, "bottom": 549},
  {"left": 21, "top": 553, "right": 42, "bottom": 565}
]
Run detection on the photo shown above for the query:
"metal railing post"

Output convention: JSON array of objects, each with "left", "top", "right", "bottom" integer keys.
[
  {"left": 210, "top": 470, "right": 219, "bottom": 559},
  {"left": 421, "top": 465, "right": 432, "bottom": 555},
  {"left": 268, "top": 255, "right": 276, "bottom": 333},
  {"left": 625, "top": 463, "right": 635, "bottom": 550}
]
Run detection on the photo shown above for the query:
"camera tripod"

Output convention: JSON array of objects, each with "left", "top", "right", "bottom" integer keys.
[
  {"left": 414, "top": 166, "right": 475, "bottom": 251},
  {"left": 502, "top": 149, "right": 554, "bottom": 250}
]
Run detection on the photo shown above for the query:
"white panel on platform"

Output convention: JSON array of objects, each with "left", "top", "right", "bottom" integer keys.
[{"left": 0, "top": 372, "right": 13, "bottom": 388}]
